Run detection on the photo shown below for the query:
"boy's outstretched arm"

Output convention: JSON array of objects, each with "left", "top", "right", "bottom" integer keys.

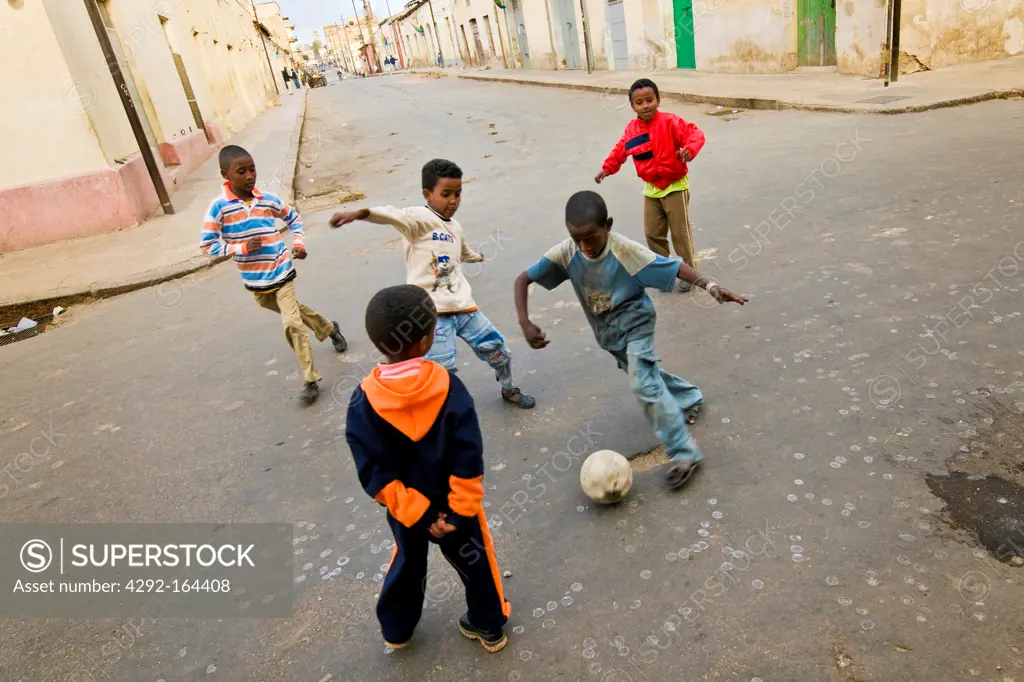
[
  {"left": 514, "top": 271, "right": 549, "bottom": 348},
  {"left": 329, "top": 206, "right": 424, "bottom": 240},
  {"left": 595, "top": 131, "right": 629, "bottom": 184},
  {"left": 676, "top": 261, "right": 747, "bottom": 305}
]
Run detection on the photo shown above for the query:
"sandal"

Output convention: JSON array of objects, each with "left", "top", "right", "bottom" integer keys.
[
  {"left": 684, "top": 404, "right": 701, "bottom": 425},
  {"left": 502, "top": 387, "right": 536, "bottom": 409},
  {"left": 665, "top": 459, "right": 701, "bottom": 489}
]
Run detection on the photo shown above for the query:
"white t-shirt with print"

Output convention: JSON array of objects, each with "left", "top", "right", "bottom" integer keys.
[{"left": 367, "top": 206, "right": 484, "bottom": 314}]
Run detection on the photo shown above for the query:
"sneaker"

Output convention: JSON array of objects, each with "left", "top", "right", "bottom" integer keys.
[
  {"left": 677, "top": 281, "right": 693, "bottom": 293},
  {"left": 330, "top": 322, "right": 348, "bottom": 353},
  {"left": 457, "top": 613, "right": 507, "bottom": 653},
  {"left": 300, "top": 381, "right": 319, "bottom": 404},
  {"left": 384, "top": 638, "right": 410, "bottom": 649}
]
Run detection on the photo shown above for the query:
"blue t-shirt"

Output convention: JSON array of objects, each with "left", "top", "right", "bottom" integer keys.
[{"left": 526, "top": 232, "right": 680, "bottom": 351}]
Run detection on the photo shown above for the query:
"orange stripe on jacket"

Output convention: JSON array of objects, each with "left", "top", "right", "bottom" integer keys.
[
  {"left": 375, "top": 480, "right": 431, "bottom": 527},
  {"left": 477, "top": 510, "right": 511, "bottom": 617},
  {"left": 449, "top": 475, "right": 484, "bottom": 517}
]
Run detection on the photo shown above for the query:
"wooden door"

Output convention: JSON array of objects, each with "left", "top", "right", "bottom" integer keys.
[
  {"left": 673, "top": 0, "right": 696, "bottom": 69},
  {"left": 798, "top": 0, "right": 837, "bottom": 66}
]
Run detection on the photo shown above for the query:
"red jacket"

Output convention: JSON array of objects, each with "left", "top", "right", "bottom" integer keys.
[{"left": 602, "top": 111, "right": 706, "bottom": 190}]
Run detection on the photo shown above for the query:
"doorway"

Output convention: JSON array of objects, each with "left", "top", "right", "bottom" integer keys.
[
  {"left": 606, "top": 0, "right": 629, "bottom": 70},
  {"left": 460, "top": 24, "right": 473, "bottom": 64},
  {"left": 551, "top": 0, "right": 582, "bottom": 68},
  {"left": 509, "top": 0, "right": 531, "bottom": 69},
  {"left": 159, "top": 16, "right": 205, "bottom": 137},
  {"left": 798, "top": 0, "right": 836, "bottom": 66},
  {"left": 672, "top": 0, "right": 696, "bottom": 69},
  {"left": 483, "top": 14, "right": 497, "bottom": 57},
  {"left": 469, "top": 18, "right": 486, "bottom": 64}
]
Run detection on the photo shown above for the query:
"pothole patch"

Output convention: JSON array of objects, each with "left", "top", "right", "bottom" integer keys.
[{"left": 927, "top": 395, "right": 1024, "bottom": 566}]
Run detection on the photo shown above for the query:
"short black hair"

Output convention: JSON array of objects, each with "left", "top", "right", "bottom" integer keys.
[
  {"left": 219, "top": 145, "right": 252, "bottom": 170},
  {"left": 422, "top": 158, "right": 462, "bottom": 191},
  {"left": 566, "top": 190, "right": 609, "bottom": 227},
  {"left": 365, "top": 285, "right": 437, "bottom": 357},
  {"left": 629, "top": 78, "right": 660, "bottom": 100}
]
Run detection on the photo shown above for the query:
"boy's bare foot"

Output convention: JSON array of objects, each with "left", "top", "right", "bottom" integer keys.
[
  {"left": 300, "top": 381, "right": 319, "bottom": 405},
  {"left": 330, "top": 321, "right": 348, "bottom": 352},
  {"left": 502, "top": 387, "right": 536, "bottom": 409}
]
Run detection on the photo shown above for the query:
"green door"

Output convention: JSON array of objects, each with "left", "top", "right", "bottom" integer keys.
[
  {"left": 673, "top": 0, "right": 696, "bottom": 69},
  {"left": 798, "top": 0, "right": 836, "bottom": 66}
]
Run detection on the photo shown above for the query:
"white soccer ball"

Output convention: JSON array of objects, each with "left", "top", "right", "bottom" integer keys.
[{"left": 580, "top": 450, "right": 633, "bottom": 504}]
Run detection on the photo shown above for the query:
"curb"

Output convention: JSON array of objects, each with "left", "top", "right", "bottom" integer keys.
[
  {"left": 0, "top": 93, "right": 313, "bottom": 320},
  {"left": 284, "top": 88, "right": 310, "bottom": 205},
  {"left": 457, "top": 74, "right": 1024, "bottom": 115}
]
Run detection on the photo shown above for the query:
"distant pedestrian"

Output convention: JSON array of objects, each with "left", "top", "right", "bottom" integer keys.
[
  {"left": 200, "top": 145, "right": 348, "bottom": 405},
  {"left": 596, "top": 78, "right": 705, "bottom": 292},
  {"left": 291, "top": 69, "right": 301, "bottom": 89},
  {"left": 345, "top": 284, "right": 511, "bottom": 652},
  {"left": 281, "top": 67, "right": 291, "bottom": 91}
]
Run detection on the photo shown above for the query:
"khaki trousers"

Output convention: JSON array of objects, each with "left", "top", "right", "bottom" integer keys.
[
  {"left": 643, "top": 189, "right": 695, "bottom": 268},
  {"left": 253, "top": 281, "right": 334, "bottom": 383}
]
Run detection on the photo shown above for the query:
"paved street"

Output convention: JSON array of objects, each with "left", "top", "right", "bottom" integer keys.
[{"left": 1, "top": 75, "right": 1023, "bottom": 681}]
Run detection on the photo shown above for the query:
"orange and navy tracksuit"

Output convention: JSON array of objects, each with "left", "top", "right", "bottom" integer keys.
[{"left": 345, "top": 357, "right": 510, "bottom": 643}]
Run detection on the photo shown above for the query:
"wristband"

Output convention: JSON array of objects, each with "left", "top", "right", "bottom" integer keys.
[{"left": 704, "top": 281, "right": 720, "bottom": 295}]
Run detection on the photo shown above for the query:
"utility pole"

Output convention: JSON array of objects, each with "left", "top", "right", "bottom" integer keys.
[
  {"left": 339, "top": 14, "right": 355, "bottom": 73},
  {"left": 383, "top": 0, "right": 400, "bottom": 64},
  {"left": 883, "top": 0, "right": 893, "bottom": 87},
  {"left": 426, "top": 0, "right": 444, "bottom": 67},
  {"left": 543, "top": 0, "right": 558, "bottom": 70},
  {"left": 494, "top": 13, "right": 508, "bottom": 69},
  {"left": 890, "top": 0, "right": 902, "bottom": 83},
  {"left": 579, "top": 0, "right": 592, "bottom": 74},
  {"left": 350, "top": 0, "right": 370, "bottom": 73},
  {"left": 251, "top": 0, "right": 281, "bottom": 95},
  {"left": 83, "top": 0, "right": 173, "bottom": 216},
  {"left": 361, "top": 0, "right": 381, "bottom": 72}
]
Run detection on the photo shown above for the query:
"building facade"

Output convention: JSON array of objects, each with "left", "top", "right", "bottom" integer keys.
[
  {"left": 0, "top": 0, "right": 286, "bottom": 253},
  {"left": 390, "top": 0, "right": 1024, "bottom": 76}
]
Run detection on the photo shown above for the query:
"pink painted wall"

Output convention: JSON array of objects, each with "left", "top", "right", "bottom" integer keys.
[{"left": 0, "top": 132, "right": 216, "bottom": 252}]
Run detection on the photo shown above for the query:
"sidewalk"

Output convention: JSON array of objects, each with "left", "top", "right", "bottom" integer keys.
[
  {"left": 428, "top": 54, "right": 1024, "bottom": 114},
  {"left": 0, "top": 89, "right": 309, "bottom": 312}
]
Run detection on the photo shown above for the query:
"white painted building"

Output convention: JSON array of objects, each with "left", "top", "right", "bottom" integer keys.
[
  {"left": 392, "top": 0, "right": 1023, "bottom": 76},
  {"left": 1, "top": 0, "right": 285, "bottom": 252}
]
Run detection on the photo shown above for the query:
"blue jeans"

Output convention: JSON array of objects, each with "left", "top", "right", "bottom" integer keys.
[
  {"left": 610, "top": 335, "right": 703, "bottom": 463},
  {"left": 426, "top": 311, "right": 514, "bottom": 389}
]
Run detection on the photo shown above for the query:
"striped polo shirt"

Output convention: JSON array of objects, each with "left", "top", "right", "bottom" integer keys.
[{"left": 200, "top": 182, "right": 304, "bottom": 291}]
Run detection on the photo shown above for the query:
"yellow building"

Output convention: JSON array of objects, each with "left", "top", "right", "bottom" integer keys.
[{"left": 1, "top": 0, "right": 285, "bottom": 252}]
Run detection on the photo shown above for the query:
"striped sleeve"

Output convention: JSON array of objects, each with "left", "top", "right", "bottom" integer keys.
[
  {"left": 200, "top": 200, "right": 245, "bottom": 257},
  {"left": 273, "top": 199, "right": 304, "bottom": 247}
]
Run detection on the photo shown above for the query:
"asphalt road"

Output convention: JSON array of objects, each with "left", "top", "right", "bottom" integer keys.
[{"left": 1, "top": 74, "right": 1023, "bottom": 682}]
